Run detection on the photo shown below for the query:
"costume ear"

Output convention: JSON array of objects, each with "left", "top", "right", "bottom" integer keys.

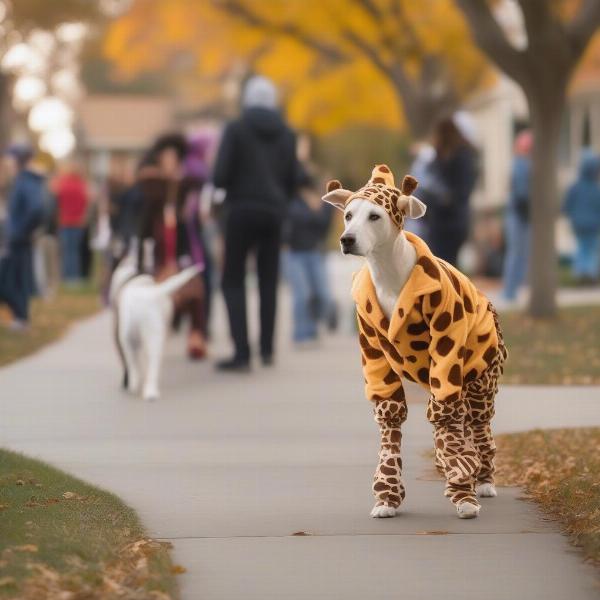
[
  {"left": 397, "top": 194, "right": 427, "bottom": 219},
  {"left": 401, "top": 175, "right": 418, "bottom": 196},
  {"left": 322, "top": 179, "right": 352, "bottom": 211}
]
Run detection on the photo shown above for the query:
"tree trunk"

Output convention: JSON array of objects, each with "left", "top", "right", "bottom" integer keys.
[
  {"left": 527, "top": 91, "right": 565, "bottom": 318},
  {"left": 0, "top": 73, "right": 12, "bottom": 150}
]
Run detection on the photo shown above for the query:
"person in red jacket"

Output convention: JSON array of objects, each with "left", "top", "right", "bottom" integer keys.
[{"left": 53, "top": 162, "right": 88, "bottom": 282}]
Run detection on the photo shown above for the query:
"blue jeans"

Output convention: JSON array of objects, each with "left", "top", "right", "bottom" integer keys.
[
  {"left": 502, "top": 211, "right": 530, "bottom": 300},
  {"left": 60, "top": 227, "right": 84, "bottom": 281},
  {"left": 573, "top": 231, "right": 600, "bottom": 278},
  {"left": 286, "top": 251, "right": 332, "bottom": 342}
]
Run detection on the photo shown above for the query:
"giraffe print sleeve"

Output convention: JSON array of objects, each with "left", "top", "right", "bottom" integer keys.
[
  {"left": 426, "top": 297, "right": 469, "bottom": 405},
  {"left": 357, "top": 311, "right": 404, "bottom": 402}
]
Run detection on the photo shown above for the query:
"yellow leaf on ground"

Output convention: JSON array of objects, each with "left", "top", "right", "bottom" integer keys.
[{"left": 13, "top": 544, "right": 38, "bottom": 553}]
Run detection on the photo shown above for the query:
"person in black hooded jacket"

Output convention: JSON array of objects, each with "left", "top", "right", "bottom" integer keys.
[{"left": 213, "top": 75, "right": 299, "bottom": 371}]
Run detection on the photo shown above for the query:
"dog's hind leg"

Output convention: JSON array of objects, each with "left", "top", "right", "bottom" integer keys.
[
  {"left": 465, "top": 352, "right": 504, "bottom": 499},
  {"left": 119, "top": 327, "right": 140, "bottom": 395},
  {"left": 141, "top": 326, "right": 165, "bottom": 402},
  {"left": 371, "top": 392, "right": 407, "bottom": 518},
  {"left": 113, "top": 310, "right": 129, "bottom": 389}
]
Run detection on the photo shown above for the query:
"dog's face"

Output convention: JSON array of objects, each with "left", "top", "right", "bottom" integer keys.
[
  {"left": 322, "top": 176, "right": 427, "bottom": 257},
  {"left": 339, "top": 198, "right": 394, "bottom": 256}
]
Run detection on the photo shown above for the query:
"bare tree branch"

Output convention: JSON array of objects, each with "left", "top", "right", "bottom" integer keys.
[
  {"left": 567, "top": 0, "right": 600, "bottom": 59},
  {"left": 455, "top": 0, "right": 527, "bottom": 84},
  {"left": 341, "top": 27, "right": 393, "bottom": 78},
  {"left": 213, "top": 0, "right": 348, "bottom": 64}
]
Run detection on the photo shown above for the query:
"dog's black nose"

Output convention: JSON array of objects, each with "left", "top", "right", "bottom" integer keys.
[{"left": 340, "top": 235, "right": 355, "bottom": 252}]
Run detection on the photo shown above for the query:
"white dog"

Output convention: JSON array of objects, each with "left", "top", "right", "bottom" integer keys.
[
  {"left": 109, "top": 253, "right": 201, "bottom": 401},
  {"left": 324, "top": 166, "right": 506, "bottom": 520}
]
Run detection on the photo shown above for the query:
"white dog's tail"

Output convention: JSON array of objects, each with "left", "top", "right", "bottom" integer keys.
[{"left": 154, "top": 265, "right": 202, "bottom": 297}]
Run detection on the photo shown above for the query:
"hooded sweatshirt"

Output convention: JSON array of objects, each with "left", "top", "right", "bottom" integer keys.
[
  {"left": 353, "top": 232, "right": 502, "bottom": 404},
  {"left": 563, "top": 150, "right": 600, "bottom": 235},
  {"left": 212, "top": 107, "right": 298, "bottom": 215}
]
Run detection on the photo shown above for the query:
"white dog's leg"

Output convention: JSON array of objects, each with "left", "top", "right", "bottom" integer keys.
[
  {"left": 141, "top": 327, "right": 165, "bottom": 402},
  {"left": 120, "top": 329, "right": 140, "bottom": 395}
]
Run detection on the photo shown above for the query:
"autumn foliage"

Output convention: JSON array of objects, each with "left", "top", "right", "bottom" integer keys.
[{"left": 103, "top": 0, "right": 492, "bottom": 135}]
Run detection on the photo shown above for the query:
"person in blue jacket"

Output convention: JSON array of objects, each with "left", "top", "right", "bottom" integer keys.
[
  {"left": 285, "top": 173, "right": 336, "bottom": 344},
  {"left": 563, "top": 148, "right": 600, "bottom": 285},
  {"left": 502, "top": 129, "right": 532, "bottom": 300},
  {"left": 0, "top": 144, "right": 45, "bottom": 329}
]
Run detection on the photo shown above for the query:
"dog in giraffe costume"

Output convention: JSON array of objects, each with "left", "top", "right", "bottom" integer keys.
[{"left": 323, "top": 164, "right": 507, "bottom": 519}]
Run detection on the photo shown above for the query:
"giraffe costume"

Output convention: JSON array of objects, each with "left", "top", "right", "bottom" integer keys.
[{"left": 325, "top": 165, "right": 507, "bottom": 512}]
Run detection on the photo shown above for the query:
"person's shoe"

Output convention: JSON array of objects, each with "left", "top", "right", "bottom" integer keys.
[
  {"left": 327, "top": 303, "right": 339, "bottom": 332},
  {"left": 187, "top": 332, "right": 207, "bottom": 361},
  {"left": 216, "top": 357, "right": 251, "bottom": 372},
  {"left": 7, "top": 319, "right": 29, "bottom": 333},
  {"left": 261, "top": 354, "right": 274, "bottom": 367}
]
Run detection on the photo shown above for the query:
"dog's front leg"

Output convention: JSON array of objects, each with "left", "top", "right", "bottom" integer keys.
[{"left": 371, "top": 396, "right": 407, "bottom": 518}]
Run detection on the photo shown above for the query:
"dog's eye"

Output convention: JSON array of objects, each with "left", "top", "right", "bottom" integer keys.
[
  {"left": 345, "top": 212, "right": 352, "bottom": 221},
  {"left": 369, "top": 214, "right": 381, "bottom": 221}
]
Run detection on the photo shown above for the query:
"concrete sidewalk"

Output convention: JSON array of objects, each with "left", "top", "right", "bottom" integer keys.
[{"left": 1, "top": 291, "right": 599, "bottom": 599}]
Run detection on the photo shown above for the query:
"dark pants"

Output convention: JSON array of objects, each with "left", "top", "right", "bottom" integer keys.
[
  {"left": 429, "top": 225, "right": 468, "bottom": 267},
  {"left": 222, "top": 209, "right": 282, "bottom": 361},
  {"left": 60, "top": 226, "right": 84, "bottom": 281},
  {"left": 0, "top": 244, "right": 34, "bottom": 321}
]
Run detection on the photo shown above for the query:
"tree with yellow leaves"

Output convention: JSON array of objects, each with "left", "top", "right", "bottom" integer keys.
[{"left": 103, "top": 0, "right": 491, "bottom": 136}]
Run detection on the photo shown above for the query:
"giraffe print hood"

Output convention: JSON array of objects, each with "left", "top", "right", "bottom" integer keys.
[{"left": 322, "top": 164, "right": 425, "bottom": 229}]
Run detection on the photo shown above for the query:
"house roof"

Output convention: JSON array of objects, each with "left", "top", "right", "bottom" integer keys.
[{"left": 78, "top": 94, "right": 174, "bottom": 150}]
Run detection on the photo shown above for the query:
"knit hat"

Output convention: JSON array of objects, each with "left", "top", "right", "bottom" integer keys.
[
  {"left": 322, "top": 164, "right": 426, "bottom": 228},
  {"left": 6, "top": 143, "right": 34, "bottom": 168},
  {"left": 242, "top": 76, "right": 278, "bottom": 110}
]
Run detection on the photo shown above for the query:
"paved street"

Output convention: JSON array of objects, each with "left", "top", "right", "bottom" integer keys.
[{"left": 1, "top": 271, "right": 599, "bottom": 599}]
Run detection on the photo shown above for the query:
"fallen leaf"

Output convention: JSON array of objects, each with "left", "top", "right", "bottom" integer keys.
[
  {"left": 14, "top": 544, "right": 38, "bottom": 553},
  {"left": 415, "top": 530, "right": 449, "bottom": 536},
  {"left": 171, "top": 565, "right": 187, "bottom": 574},
  {"left": 291, "top": 531, "right": 312, "bottom": 536}
]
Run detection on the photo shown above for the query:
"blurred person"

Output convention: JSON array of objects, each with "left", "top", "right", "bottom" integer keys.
[
  {"left": 0, "top": 144, "right": 45, "bottom": 329},
  {"left": 563, "top": 148, "right": 600, "bottom": 285},
  {"left": 420, "top": 115, "right": 478, "bottom": 266},
  {"left": 502, "top": 129, "right": 532, "bottom": 300},
  {"left": 184, "top": 132, "right": 216, "bottom": 334},
  {"left": 54, "top": 161, "right": 89, "bottom": 284},
  {"left": 32, "top": 152, "right": 60, "bottom": 299},
  {"left": 213, "top": 75, "right": 299, "bottom": 371},
  {"left": 286, "top": 176, "right": 335, "bottom": 345},
  {"left": 137, "top": 133, "right": 207, "bottom": 359},
  {"left": 405, "top": 142, "right": 435, "bottom": 239}
]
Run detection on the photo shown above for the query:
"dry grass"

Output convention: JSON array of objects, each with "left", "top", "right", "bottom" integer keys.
[
  {"left": 495, "top": 428, "right": 600, "bottom": 564},
  {"left": 499, "top": 305, "right": 600, "bottom": 384},
  {"left": 0, "top": 449, "right": 180, "bottom": 599},
  {"left": 0, "top": 287, "right": 100, "bottom": 368}
]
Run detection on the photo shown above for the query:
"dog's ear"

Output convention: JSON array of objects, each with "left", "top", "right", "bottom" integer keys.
[
  {"left": 397, "top": 194, "right": 427, "bottom": 219},
  {"left": 322, "top": 179, "right": 352, "bottom": 211}
]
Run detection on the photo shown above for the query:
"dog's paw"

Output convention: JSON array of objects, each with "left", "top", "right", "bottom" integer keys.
[
  {"left": 370, "top": 504, "right": 399, "bottom": 518},
  {"left": 456, "top": 501, "right": 480, "bottom": 519},
  {"left": 142, "top": 390, "right": 159, "bottom": 402},
  {"left": 477, "top": 483, "right": 497, "bottom": 498}
]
